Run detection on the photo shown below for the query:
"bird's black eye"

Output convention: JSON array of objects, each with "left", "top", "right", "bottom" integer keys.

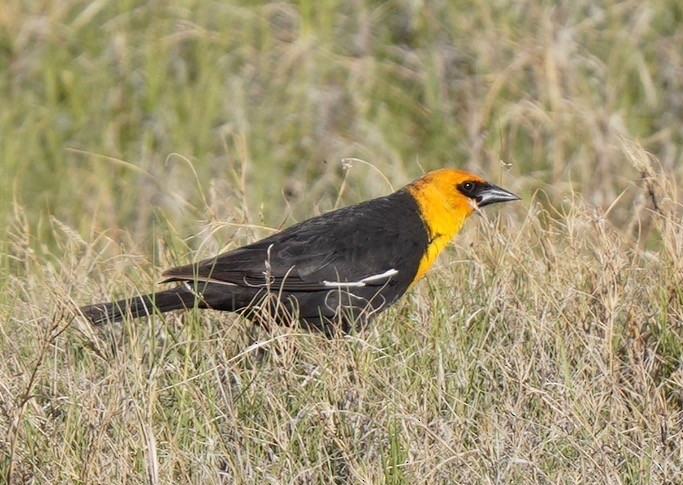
[{"left": 458, "top": 181, "right": 477, "bottom": 196}]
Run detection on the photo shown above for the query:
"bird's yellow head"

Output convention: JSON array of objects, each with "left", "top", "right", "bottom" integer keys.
[
  {"left": 407, "top": 169, "right": 519, "bottom": 222},
  {"left": 406, "top": 168, "right": 519, "bottom": 283}
]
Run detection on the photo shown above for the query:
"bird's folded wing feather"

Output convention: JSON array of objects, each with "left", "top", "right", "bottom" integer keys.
[{"left": 160, "top": 197, "right": 408, "bottom": 291}]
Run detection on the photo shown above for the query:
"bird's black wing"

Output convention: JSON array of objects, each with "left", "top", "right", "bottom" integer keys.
[{"left": 161, "top": 190, "right": 427, "bottom": 292}]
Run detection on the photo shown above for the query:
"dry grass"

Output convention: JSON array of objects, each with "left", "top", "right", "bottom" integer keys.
[{"left": 2, "top": 0, "right": 683, "bottom": 483}]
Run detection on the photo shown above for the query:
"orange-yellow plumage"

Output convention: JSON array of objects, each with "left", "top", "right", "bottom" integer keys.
[{"left": 407, "top": 169, "right": 484, "bottom": 284}]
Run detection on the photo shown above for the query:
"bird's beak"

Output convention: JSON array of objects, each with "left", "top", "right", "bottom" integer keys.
[{"left": 474, "top": 183, "right": 520, "bottom": 208}]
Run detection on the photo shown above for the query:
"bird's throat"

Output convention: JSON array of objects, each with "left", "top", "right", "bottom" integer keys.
[{"left": 407, "top": 182, "right": 470, "bottom": 285}]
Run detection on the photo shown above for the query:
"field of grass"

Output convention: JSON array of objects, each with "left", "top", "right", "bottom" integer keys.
[{"left": 2, "top": 0, "right": 682, "bottom": 482}]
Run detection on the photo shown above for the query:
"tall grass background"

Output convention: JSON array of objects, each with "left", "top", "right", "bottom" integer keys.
[{"left": 1, "top": 0, "right": 682, "bottom": 482}]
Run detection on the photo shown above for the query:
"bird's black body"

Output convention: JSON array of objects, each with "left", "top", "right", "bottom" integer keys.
[
  {"left": 79, "top": 168, "right": 521, "bottom": 332},
  {"left": 80, "top": 189, "right": 429, "bottom": 331}
]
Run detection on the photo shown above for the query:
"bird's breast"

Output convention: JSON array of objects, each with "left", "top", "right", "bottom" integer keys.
[{"left": 406, "top": 184, "right": 470, "bottom": 286}]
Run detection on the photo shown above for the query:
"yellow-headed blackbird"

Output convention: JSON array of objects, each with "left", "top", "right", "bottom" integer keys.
[{"left": 79, "top": 169, "right": 519, "bottom": 331}]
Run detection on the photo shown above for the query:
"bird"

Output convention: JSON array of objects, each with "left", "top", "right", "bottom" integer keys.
[{"left": 79, "top": 169, "right": 519, "bottom": 332}]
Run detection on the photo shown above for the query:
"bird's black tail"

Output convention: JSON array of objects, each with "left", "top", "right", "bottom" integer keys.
[{"left": 79, "top": 285, "right": 199, "bottom": 326}]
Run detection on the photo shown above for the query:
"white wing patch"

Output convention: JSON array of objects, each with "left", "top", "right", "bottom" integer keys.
[
  {"left": 181, "top": 277, "right": 238, "bottom": 288},
  {"left": 323, "top": 269, "right": 398, "bottom": 288},
  {"left": 183, "top": 281, "right": 199, "bottom": 297}
]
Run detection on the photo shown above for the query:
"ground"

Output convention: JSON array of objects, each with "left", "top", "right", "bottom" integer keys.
[{"left": 1, "top": 1, "right": 682, "bottom": 482}]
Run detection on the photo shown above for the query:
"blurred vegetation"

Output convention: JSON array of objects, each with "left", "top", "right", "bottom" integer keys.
[
  {"left": 1, "top": 0, "right": 683, "bottom": 483},
  {"left": 2, "top": 0, "right": 682, "bottom": 246}
]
